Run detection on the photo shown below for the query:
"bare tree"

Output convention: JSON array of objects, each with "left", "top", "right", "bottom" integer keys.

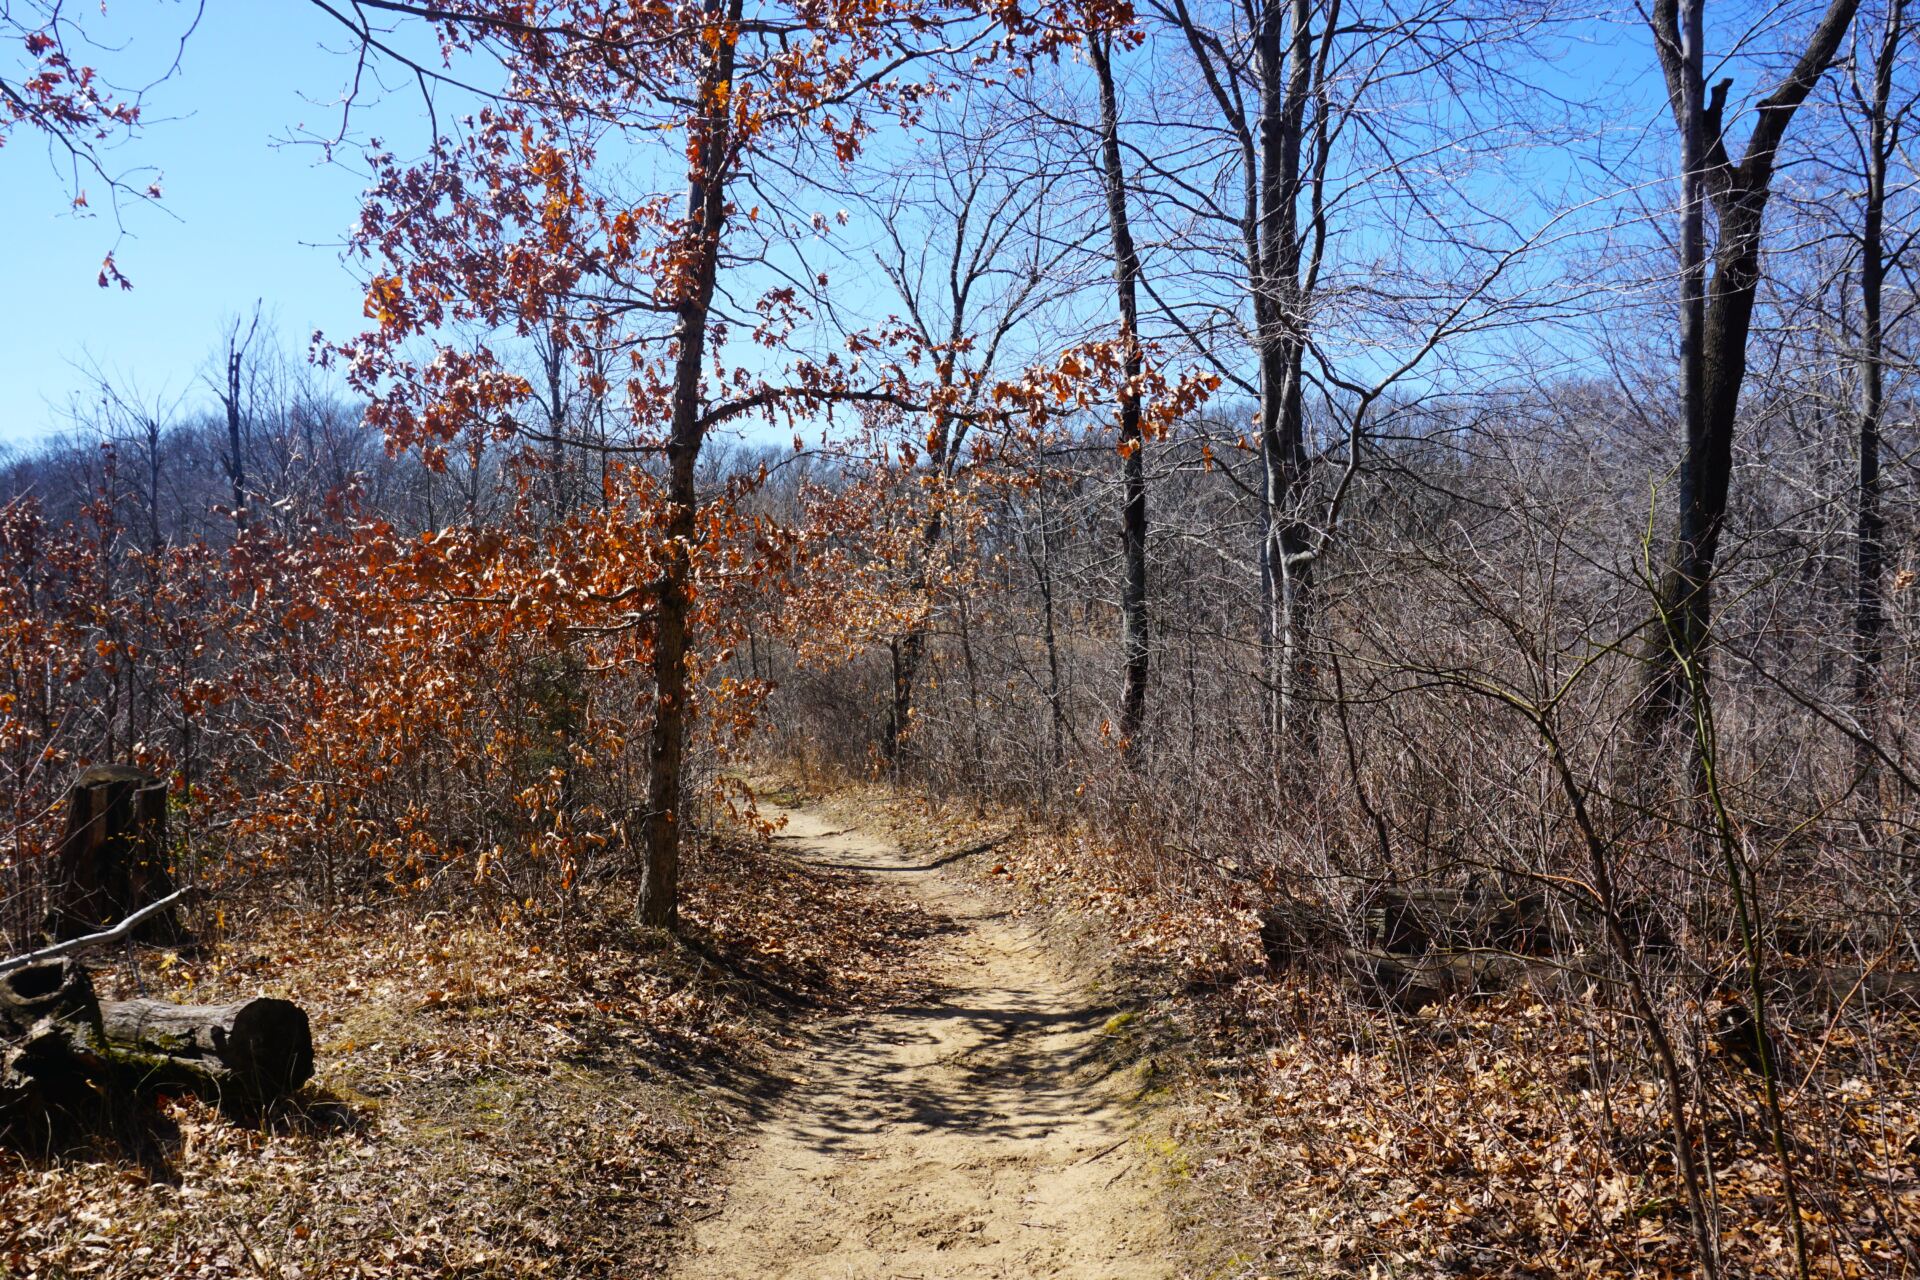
[
  {"left": 1847, "top": 0, "right": 1915, "bottom": 747},
  {"left": 1639, "top": 0, "right": 1862, "bottom": 736},
  {"left": 1088, "top": 29, "right": 1153, "bottom": 749},
  {"left": 862, "top": 99, "right": 1083, "bottom": 760}
]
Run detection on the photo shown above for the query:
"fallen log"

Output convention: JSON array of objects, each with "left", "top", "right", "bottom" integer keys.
[
  {"left": 1344, "top": 946, "right": 1532, "bottom": 1014},
  {"left": 3, "top": 953, "right": 315, "bottom": 1141},
  {"left": 0, "top": 958, "right": 108, "bottom": 1136},
  {"left": 1789, "top": 966, "right": 1920, "bottom": 1012},
  {"left": 99, "top": 996, "right": 313, "bottom": 1101}
]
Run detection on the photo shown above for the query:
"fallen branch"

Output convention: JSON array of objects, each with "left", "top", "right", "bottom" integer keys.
[{"left": 0, "top": 889, "right": 191, "bottom": 976}]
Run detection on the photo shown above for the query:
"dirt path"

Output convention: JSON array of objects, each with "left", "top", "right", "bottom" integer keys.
[{"left": 673, "top": 805, "right": 1178, "bottom": 1280}]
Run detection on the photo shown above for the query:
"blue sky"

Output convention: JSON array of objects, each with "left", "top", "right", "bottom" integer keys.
[
  {"left": 0, "top": 0, "right": 430, "bottom": 446},
  {"left": 1, "top": 1, "right": 1821, "bottom": 454}
]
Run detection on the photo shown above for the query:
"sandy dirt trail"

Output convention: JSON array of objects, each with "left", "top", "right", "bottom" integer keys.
[{"left": 672, "top": 805, "right": 1177, "bottom": 1280}]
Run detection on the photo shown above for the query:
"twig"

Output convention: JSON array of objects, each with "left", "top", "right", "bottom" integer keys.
[
  {"left": 0, "top": 888, "right": 191, "bottom": 975},
  {"left": 1075, "top": 1136, "right": 1129, "bottom": 1164}
]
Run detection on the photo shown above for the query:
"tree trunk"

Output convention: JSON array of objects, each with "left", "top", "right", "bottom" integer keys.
[
  {"left": 1255, "top": 0, "right": 1315, "bottom": 744},
  {"left": 885, "top": 611, "right": 930, "bottom": 763},
  {"left": 640, "top": 0, "right": 741, "bottom": 930},
  {"left": 1029, "top": 491, "right": 1067, "bottom": 770},
  {"left": 1090, "top": 32, "right": 1151, "bottom": 751},
  {"left": 1638, "top": 0, "right": 1861, "bottom": 740},
  {"left": 1853, "top": 0, "right": 1900, "bottom": 763},
  {"left": 46, "top": 765, "right": 183, "bottom": 944},
  {"left": 1641, "top": 0, "right": 1709, "bottom": 738}
]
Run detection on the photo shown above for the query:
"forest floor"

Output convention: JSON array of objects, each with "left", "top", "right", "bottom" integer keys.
[
  {"left": 2, "top": 781, "right": 1202, "bottom": 1279},
  {"left": 673, "top": 797, "right": 1180, "bottom": 1280}
]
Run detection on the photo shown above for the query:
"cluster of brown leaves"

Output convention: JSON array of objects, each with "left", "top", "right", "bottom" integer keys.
[
  {"left": 1, "top": 821, "right": 942, "bottom": 1279},
  {"left": 0, "top": 452, "right": 781, "bottom": 928},
  {"left": 1179, "top": 983, "right": 1920, "bottom": 1279}
]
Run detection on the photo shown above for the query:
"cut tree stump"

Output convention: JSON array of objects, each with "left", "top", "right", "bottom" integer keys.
[
  {"left": 46, "top": 765, "right": 183, "bottom": 944},
  {"left": 99, "top": 996, "right": 314, "bottom": 1101}
]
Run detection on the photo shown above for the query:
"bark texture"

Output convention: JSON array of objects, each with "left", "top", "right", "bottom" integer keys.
[
  {"left": 2, "top": 957, "right": 315, "bottom": 1138},
  {"left": 640, "top": 0, "right": 742, "bottom": 929},
  {"left": 46, "top": 765, "right": 183, "bottom": 944},
  {"left": 100, "top": 996, "right": 314, "bottom": 1101},
  {"left": 1090, "top": 31, "right": 1152, "bottom": 749}
]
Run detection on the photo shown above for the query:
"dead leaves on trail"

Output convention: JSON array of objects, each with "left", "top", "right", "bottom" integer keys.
[{"left": 0, "top": 829, "right": 943, "bottom": 1279}]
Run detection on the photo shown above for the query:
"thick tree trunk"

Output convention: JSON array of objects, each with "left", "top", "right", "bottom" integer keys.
[
  {"left": 1638, "top": 0, "right": 1860, "bottom": 741},
  {"left": 46, "top": 765, "right": 183, "bottom": 944},
  {"left": 1090, "top": 33, "right": 1151, "bottom": 751},
  {"left": 1641, "top": 202, "right": 1761, "bottom": 732},
  {"left": 1640, "top": 0, "right": 1709, "bottom": 738},
  {"left": 640, "top": 0, "right": 740, "bottom": 930}
]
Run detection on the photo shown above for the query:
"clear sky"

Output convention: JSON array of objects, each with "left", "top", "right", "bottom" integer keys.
[
  {"left": 0, "top": 0, "right": 432, "bottom": 447},
  {"left": 0, "top": 1, "right": 1784, "bottom": 453}
]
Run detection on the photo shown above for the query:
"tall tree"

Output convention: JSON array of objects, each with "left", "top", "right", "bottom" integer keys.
[
  {"left": 1142, "top": 0, "right": 1568, "bottom": 748},
  {"left": 1087, "top": 27, "right": 1152, "bottom": 748},
  {"left": 1847, "top": 0, "right": 1912, "bottom": 749},
  {"left": 1639, "top": 0, "right": 1862, "bottom": 735},
  {"left": 322, "top": 0, "right": 1035, "bottom": 927},
  {"left": 865, "top": 104, "right": 1079, "bottom": 761}
]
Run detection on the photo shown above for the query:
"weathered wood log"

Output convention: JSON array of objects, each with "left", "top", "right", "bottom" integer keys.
[
  {"left": 1343, "top": 947, "right": 1531, "bottom": 1014},
  {"left": 1258, "top": 895, "right": 1339, "bottom": 968},
  {"left": 0, "top": 958, "right": 107, "bottom": 1134},
  {"left": 1364, "top": 884, "right": 1556, "bottom": 957},
  {"left": 5, "top": 956, "right": 313, "bottom": 1134},
  {"left": 99, "top": 996, "right": 313, "bottom": 1100},
  {"left": 46, "top": 765, "right": 183, "bottom": 944}
]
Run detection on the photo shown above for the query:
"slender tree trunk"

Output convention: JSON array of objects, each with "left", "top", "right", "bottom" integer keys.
[
  {"left": 883, "top": 507, "right": 944, "bottom": 763},
  {"left": 640, "top": 0, "right": 739, "bottom": 930},
  {"left": 1030, "top": 491, "right": 1066, "bottom": 770},
  {"left": 224, "top": 343, "right": 248, "bottom": 516},
  {"left": 958, "top": 585, "right": 984, "bottom": 772},
  {"left": 1089, "top": 33, "right": 1151, "bottom": 751},
  {"left": 1854, "top": 0, "right": 1900, "bottom": 764},
  {"left": 1255, "top": 0, "right": 1315, "bottom": 744},
  {"left": 1643, "top": 0, "right": 1709, "bottom": 737},
  {"left": 885, "top": 627, "right": 929, "bottom": 764}
]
